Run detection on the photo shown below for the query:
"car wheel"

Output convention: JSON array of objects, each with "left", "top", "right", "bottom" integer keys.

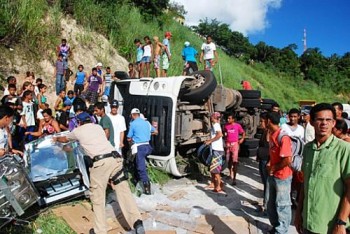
[
  {"left": 181, "top": 70, "right": 217, "bottom": 104},
  {"left": 240, "top": 99, "right": 261, "bottom": 108}
]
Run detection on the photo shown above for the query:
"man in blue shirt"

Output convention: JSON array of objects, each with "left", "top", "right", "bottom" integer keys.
[
  {"left": 127, "top": 108, "right": 157, "bottom": 195},
  {"left": 182, "top": 41, "right": 198, "bottom": 75}
]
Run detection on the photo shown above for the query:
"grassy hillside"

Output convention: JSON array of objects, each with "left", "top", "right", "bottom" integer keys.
[{"left": 1, "top": 0, "right": 343, "bottom": 110}]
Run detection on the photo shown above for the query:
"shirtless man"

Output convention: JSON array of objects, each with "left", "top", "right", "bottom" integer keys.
[{"left": 153, "top": 36, "right": 164, "bottom": 77}]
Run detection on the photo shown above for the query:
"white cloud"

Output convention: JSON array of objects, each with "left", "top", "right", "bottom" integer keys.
[{"left": 174, "top": 0, "right": 282, "bottom": 35}]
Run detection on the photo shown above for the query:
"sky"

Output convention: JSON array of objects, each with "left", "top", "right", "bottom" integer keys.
[{"left": 175, "top": 0, "right": 350, "bottom": 57}]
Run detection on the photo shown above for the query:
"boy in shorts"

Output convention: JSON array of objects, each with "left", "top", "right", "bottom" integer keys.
[{"left": 224, "top": 114, "right": 245, "bottom": 185}]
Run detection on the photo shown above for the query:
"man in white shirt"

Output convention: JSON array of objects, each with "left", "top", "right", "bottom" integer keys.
[
  {"left": 301, "top": 109, "right": 315, "bottom": 143},
  {"left": 281, "top": 108, "right": 305, "bottom": 140},
  {"left": 200, "top": 35, "right": 218, "bottom": 71},
  {"left": 107, "top": 100, "right": 126, "bottom": 155}
]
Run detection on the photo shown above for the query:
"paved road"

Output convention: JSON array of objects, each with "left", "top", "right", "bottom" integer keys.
[{"left": 114, "top": 157, "right": 298, "bottom": 234}]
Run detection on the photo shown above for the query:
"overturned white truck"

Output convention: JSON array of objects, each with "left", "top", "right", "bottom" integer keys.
[{"left": 112, "top": 70, "right": 264, "bottom": 177}]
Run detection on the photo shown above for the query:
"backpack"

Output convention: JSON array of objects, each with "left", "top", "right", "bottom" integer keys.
[{"left": 277, "top": 131, "right": 305, "bottom": 172}]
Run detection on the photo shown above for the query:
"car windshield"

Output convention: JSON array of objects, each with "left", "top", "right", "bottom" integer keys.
[{"left": 24, "top": 136, "right": 81, "bottom": 182}]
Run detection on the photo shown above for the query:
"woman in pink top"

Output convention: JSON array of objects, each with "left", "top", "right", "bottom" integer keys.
[{"left": 224, "top": 114, "right": 246, "bottom": 185}]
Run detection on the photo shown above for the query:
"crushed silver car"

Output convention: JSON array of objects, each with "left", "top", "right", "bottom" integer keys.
[{"left": 0, "top": 134, "right": 89, "bottom": 223}]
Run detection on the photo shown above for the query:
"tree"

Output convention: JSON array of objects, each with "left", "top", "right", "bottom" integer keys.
[
  {"left": 131, "top": 0, "right": 169, "bottom": 19},
  {"left": 168, "top": 1, "right": 187, "bottom": 16}
]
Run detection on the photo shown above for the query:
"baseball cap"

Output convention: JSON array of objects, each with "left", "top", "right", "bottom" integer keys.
[
  {"left": 301, "top": 109, "right": 310, "bottom": 115},
  {"left": 184, "top": 41, "right": 190, "bottom": 47},
  {"left": 96, "top": 62, "right": 103, "bottom": 67},
  {"left": 101, "top": 95, "right": 108, "bottom": 102},
  {"left": 63, "top": 99, "right": 72, "bottom": 107},
  {"left": 111, "top": 100, "right": 119, "bottom": 107},
  {"left": 76, "top": 112, "right": 90, "bottom": 122},
  {"left": 165, "top": 31, "right": 172, "bottom": 37},
  {"left": 131, "top": 108, "right": 140, "bottom": 114}
]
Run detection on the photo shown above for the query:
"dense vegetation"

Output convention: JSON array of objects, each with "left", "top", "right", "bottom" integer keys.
[{"left": 0, "top": 0, "right": 347, "bottom": 109}]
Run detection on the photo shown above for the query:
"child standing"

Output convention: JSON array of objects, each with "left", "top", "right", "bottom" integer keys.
[
  {"left": 153, "top": 36, "right": 164, "bottom": 77},
  {"left": 19, "top": 90, "right": 36, "bottom": 143},
  {"left": 103, "top": 67, "right": 113, "bottom": 97},
  {"left": 205, "top": 112, "right": 225, "bottom": 193},
  {"left": 140, "top": 36, "right": 152, "bottom": 78},
  {"left": 224, "top": 114, "right": 245, "bottom": 185},
  {"left": 37, "top": 84, "right": 47, "bottom": 110},
  {"left": 74, "top": 65, "right": 87, "bottom": 95},
  {"left": 128, "top": 63, "right": 136, "bottom": 78},
  {"left": 134, "top": 39, "right": 143, "bottom": 77}
]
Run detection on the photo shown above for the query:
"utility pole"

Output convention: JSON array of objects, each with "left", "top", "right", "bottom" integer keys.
[{"left": 302, "top": 28, "right": 307, "bottom": 53}]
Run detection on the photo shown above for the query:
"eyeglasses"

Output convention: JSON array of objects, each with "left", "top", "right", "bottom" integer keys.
[{"left": 314, "top": 118, "right": 334, "bottom": 123}]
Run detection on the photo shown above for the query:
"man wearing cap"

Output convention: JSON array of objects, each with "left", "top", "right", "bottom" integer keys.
[
  {"left": 181, "top": 41, "right": 198, "bottom": 75},
  {"left": 94, "top": 102, "right": 115, "bottom": 147},
  {"left": 200, "top": 35, "right": 218, "bottom": 71},
  {"left": 69, "top": 97, "right": 96, "bottom": 131},
  {"left": 108, "top": 100, "right": 126, "bottom": 155},
  {"left": 54, "top": 112, "right": 145, "bottom": 234},
  {"left": 162, "top": 31, "right": 172, "bottom": 77},
  {"left": 127, "top": 108, "right": 157, "bottom": 195},
  {"left": 302, "top": 109, "right": 315, "bottom": 143},
  {"left": 96, "top": 62, "right": 103, "bottom": 77}
]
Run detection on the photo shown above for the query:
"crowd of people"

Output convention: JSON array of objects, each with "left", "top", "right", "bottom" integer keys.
[
  {"left": 252, "top": 102, "right": 350, "bottom": 233},
  {"left": 2, "top": 32, "right": 350, "bottom": 234}
]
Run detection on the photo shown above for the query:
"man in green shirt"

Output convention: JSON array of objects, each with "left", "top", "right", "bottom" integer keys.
[
  {"left": 94, "top": 102, "right": 115, "bottom": 147},
  {"left": 295, "top": 103, "right": 350, "bottom": 234}
]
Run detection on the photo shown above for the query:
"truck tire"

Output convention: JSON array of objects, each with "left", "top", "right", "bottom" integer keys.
[
  {"left": 261, "top": 103, "right": 272, "bottom": 110},
  {"left": 181, "top": 70, "right": 217, "bottom": 104},
  {"left": 242, "top": 138, "right": 259, "bottom": 149},
  {"left": 248, "top": 148, "right": 258, "bottom": 157},
  {"left": 114, "top": 71, "right": 130, "bottom": 80},
  {"left": 240, "top": 99, "right": 261, "bottom": 108},
  {"left": 238, "top": 90, "right": 261, "bottom": 99},
  {"left": 262, "top": 98, "right": 276, "bottom": 105}
]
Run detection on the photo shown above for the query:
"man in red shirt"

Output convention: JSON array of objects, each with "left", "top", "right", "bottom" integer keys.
[
  {"left": 224, "top": 114, "right": 245, "bottom": 185},
  {"left": 266, "top": 111, "right": 293, "bottom": 233},
  {"left": 241, "top": 80, "right": 252, "bottom": 90}
]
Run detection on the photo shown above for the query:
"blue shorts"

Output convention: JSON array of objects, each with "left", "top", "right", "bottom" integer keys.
[
  {"left": 141, "top": 56, "right": 151, "bottom": 63},
  {"left": 104, "top": 86, "right": 111, "bottom": 96}
]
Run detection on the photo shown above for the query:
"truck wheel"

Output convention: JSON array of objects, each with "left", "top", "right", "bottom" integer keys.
[
  {"left": 114, "top": 71, "right": 130, "bottom": 80},
  {"left": 261, "top": 103, "right": 272, "bottom": 110},
  {"left": 181, "top": 70, "right": 217, "bottom": 104},
  {"left": 239, "top": 90, "right": 261, "bottom": 99},
  {"left": 242, "top": 138, "right": 259, "bottom": 149},
  {"left": 261, "top": 98, "right": 276, "bottom": 105},
  {"left": 240, "top": 99, "right": 261, "bottom": 108},
  {"left": 248, "top": 148, "right": 258, "bottom": 157}
]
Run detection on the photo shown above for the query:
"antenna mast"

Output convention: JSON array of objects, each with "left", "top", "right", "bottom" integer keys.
[{"left": 302, "top": 28, "right": 307, "bottom": 52}]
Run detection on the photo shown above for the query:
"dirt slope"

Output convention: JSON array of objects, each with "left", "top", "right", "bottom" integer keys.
[{"left": 1, "top": 16, "right": 129, "bottom": 106}]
